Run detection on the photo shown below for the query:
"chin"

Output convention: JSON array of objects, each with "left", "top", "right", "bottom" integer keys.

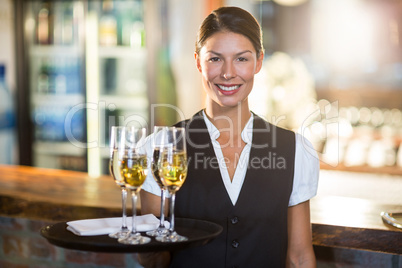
[{"left": 216, "top": 100, "right": 244, "bottom": 109}]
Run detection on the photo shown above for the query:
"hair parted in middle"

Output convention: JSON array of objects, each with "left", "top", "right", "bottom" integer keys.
[{"left": 195, "top": 6, "right": 264, "bottom": 58}]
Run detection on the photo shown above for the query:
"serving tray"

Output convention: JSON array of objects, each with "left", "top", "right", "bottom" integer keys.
[{"left": 41, "top": 218, "right": 222, "bottom": 253}]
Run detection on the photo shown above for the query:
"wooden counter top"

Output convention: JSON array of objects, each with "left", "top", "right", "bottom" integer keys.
[
  {"left": 0, "top": 165, "right": 125, "bottom": 221},
  {"left": 0, "top": 165, "right": 401, "bottom": 254},
  {"left": 311, "top": 196, "right": 402, "bottom": 254}
]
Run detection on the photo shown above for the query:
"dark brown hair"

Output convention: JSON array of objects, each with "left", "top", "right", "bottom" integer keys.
[{"left": 195, "top": 6, "right": 264, "bottom": 58}]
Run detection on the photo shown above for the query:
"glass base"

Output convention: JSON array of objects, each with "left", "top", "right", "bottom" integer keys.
[
  {"left": 109, "top": 228, "right": 130, "bottom": 239},
  {"left": 146, "top": 226, "right": 170, "bottom": 237},
  {"left": 118, "top": 233, "right": 151, "bottom": 245},
  {"left": 155, "top": 231, "right": 188, "bottom": 243}
]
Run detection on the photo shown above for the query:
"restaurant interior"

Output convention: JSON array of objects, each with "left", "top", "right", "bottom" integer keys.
[{"left": 0, "top": 0, "right": 401, "bottom": 267}]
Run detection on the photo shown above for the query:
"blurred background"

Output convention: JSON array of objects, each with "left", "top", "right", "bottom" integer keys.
[{"left": 0, "top": 0, "right": 401, "bottom": 177}]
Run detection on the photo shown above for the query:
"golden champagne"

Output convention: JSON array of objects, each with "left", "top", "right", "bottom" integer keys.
[
  {"left": 120, "top": 153, "right": 148, "bottom": 192},
  {"left": 159, "top": 151, "right": 187, "bottom": 193},
  {"left": 110, "top": 149, "right": 125, "bottom": 186},
  {"left": 152, "top": 148, "right": 164, "bottom": 188}
]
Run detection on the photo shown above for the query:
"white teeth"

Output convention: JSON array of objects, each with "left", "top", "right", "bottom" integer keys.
[{"left": 217, "top": 85, "right": 240, "bottom": 91}]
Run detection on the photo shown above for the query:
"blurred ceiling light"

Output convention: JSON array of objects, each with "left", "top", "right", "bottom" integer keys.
[
  {"left": 257, "top": 0, "right": 308, "bottom": 6},
  {"left": 273, "top": 0, "right": 308, "bottom": 6},
  {"left": 311, "top": 0, "right": 376, "bottom": 72}
]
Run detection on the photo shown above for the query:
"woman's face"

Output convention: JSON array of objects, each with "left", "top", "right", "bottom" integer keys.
[{"left": 195, "top": 31, "right": 263, "bottom": 109}]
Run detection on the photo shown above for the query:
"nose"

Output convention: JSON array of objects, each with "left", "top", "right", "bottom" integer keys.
[{"left": 221, "top": 62, "right": 236, "bottom": 80}]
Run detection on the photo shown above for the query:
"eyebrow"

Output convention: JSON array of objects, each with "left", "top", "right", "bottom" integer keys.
[{"left": 206, "top": 50, "right": 253, "bottom": 56}]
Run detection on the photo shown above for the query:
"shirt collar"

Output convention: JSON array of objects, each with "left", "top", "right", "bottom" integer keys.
[{"left": 202, "top": 110, "right": 254, "bottom": 144}]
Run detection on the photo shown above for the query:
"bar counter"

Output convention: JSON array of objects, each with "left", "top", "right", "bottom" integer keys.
[
  {"left": 0, "top": 165, "right": 125, "bottom": 222},
  {"left": 0, "top": 165, "right": 401, "bottom": 258}
]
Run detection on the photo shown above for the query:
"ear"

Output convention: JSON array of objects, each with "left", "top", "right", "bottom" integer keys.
[
  {"left": 194, "top": 52, "right": 202, "bottom": 73},
  {"left": 255, "top": 51, "right": 264, "bottom": 74}
]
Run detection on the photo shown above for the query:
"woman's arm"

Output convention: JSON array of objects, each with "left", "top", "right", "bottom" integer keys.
[
  {"left": 140, "top": 189, "right": 169, "bottom": 216},
  {"left": 137, "top": 190, "right": 171, "bottom": 268},
  {"left": 286, "top": 200, "right": 316, "bottom": 268}
]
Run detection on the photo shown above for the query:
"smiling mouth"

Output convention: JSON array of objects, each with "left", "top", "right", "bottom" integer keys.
[{"left": 216, "top": 84, "right": 241, "bottom": 91}]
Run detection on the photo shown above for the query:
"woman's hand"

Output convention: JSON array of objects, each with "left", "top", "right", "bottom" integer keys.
[{"left": 140, "top": 188, "right": 169, "bottom": 217}]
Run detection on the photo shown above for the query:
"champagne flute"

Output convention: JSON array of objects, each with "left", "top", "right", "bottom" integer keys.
[
  {"left": 146, "top": 126, "right": 170, "bottom": 237},
  {"left": 156, "top": 127, "right": 188, "bottom": 242},
  {"left": 117, "top": 127, "right": 151, "bottom": 245},
  {"left": 108, "top": 126, "right": 130, "bottom": 239}
]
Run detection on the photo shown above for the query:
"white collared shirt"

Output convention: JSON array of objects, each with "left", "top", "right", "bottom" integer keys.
[
  {"left": 141, "top": 112, "right": 319, "bottom": 206},
  {"left": 203, "top": 111, "right": 253, "bottom": 205}
]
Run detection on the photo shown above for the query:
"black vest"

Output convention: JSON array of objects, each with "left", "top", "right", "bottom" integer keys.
[{"left": 171, "top": 111, "right": 295, "bottom": 268}]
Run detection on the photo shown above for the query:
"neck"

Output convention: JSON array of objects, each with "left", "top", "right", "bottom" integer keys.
[{"left": 204, "top": 99, "right": 251, "bottom": 133}]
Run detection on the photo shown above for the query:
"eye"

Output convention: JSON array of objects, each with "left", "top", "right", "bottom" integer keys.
[
  {"left": 208, "top": 57, "right": 220, "bottom": 62},
  {"left": 237, "top": 57, "right": 248, "bottom": 62}
]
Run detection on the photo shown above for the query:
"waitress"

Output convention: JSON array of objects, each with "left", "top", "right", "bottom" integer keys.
[{"left": 140, "top": 6, "right": 319, "bottom": 268}]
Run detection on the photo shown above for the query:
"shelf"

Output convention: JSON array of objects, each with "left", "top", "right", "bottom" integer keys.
[
  {"left": 31, "top": 94, "right": 85, "bottom": 107},
  {"left": 98, "top": 46, "right": 146, "bottom": 59},
  {"left": 34, "top": 141, "right": 86, "bottom": 156},
  {"left": 99, "top": 95, "right": 148, "bottom": 110},
  {"left": 320, "top": 162, "right": 402, "bottom": 176},
  {"left": 30, "top": 45, "right": 82, "bottom": 57},
  {"left": 21, "top": 0, "right": 152, "bottom": 175}
]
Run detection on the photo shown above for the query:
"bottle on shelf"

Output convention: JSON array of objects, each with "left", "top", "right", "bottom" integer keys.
[
  {"left": 104, "top": 107, "right": 119, "bottom": 144},
  {"left": 53, "top": 2, "right": 74, "bottom": 46},
  {"left": 53, "top": 2, "right": 63, "bottom": 45},
  {"left": 102, "top": 58, "right": 117, "bottom": 94},
  {"left": 54, "top": 65, "right": 67, "bottom": 95},
  {"left": 37, "top": 57, "right": 82, "bottom": 95},
  {"left": 62, "top": 2, "right": 75, "bottom": 45},
  {"left": 118, "top": 4, "right": 132, "bottom": 46},
  {"left": 130, "top": 21, "right": 145, "bottom": 48},
  {"left": 99, "top": 0, "right": 117, "bottom": 46},
  {"left": 45, "top": 59, "right": 56, "bottom": 94},
  {"left": 0, "top": 64, "right": 17, "bottom": 164},
  {"left": 37, "top": 60, "right": 50, "bottom": 94},
  {"left": 37, "top": 1, "right": 53, "bottom": 45},
  {"left": 118, "top": 2, "right": 145, "bottom": 48}
]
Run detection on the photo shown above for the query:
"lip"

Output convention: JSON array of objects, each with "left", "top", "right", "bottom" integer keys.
[{"left": 215, "top": 84, "right": 242, "bottom": 95}]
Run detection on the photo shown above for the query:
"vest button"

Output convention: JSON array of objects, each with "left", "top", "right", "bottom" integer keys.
[
  {"left": 231, "top": 239, "right": 239, "bottom": 248},
  {"left": 230, "top": 216, "right": 239, "bottom": 225}
]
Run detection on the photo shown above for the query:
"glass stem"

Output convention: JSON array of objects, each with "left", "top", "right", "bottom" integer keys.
[
  {"left": 159, "top": 188, "right": 166, "bottom": 227},
  {"left": 131, "top": 192, "right": 138, "bottom": 234},
  {"left": 121, "top": 187, "right": 128, "bottom": 230},
  {"left": 169, "top": 193, "right": 176, "bottom": 232}
]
